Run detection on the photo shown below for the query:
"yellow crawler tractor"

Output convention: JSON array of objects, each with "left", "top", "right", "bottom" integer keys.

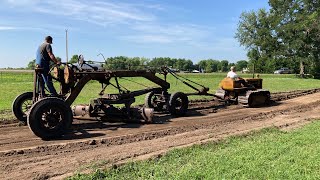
[{"left": 215, "top": 78, "right": 270, "bottom": 107}]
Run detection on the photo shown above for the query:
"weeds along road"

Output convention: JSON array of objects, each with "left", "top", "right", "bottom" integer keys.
[
  {"left": 1, "top": 89, "right": 320, "bottom": 179},
  {"left": 0, "top": 70, "right": 33, "bottom": 73}
]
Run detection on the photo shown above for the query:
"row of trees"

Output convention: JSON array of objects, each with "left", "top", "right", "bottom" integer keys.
[
  {"left": 60, "top": 55, "right": 250, "bottom": 72},
  {"left": 27, "top": 55, "right": 249, "bottom": 73},
  {"left": 197, "top": 59, "right": 248, "bottom": 73},
  {"left": 236, "top": 0, "right": 320, "bottom": 76}
]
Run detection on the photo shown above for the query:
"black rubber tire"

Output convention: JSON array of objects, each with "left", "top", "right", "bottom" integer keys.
[
  {"left": 12, "top": 92, "right": 33, "bottom": 123},
  {"left": 27, "top": 97, "right": 72, "bottom": 140},
  {"left": 145, "top": 91, "right": 155, "bottom": 108},
  {"left": 145, "top": 91, "right": 164, "bottom": 111},
  {"left": 168, "top": 92, "right": 188, "bottom": 117}
]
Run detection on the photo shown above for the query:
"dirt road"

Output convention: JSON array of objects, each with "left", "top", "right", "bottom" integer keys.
[{"left": 1, "top": 89, "right": 320, "bottom": 180}]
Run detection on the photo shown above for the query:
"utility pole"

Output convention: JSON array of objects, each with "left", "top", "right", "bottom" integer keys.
[{"left": 66, "top": 29, "right": 68, "bottom": 63}]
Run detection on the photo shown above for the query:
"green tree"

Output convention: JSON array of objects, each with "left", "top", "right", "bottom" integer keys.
[
  {"left": 209, "top": 60, "right": 220, "bottom": 72},
  {"left": 69, "top": 55, "right": 78, "bottom": 64},
  {"left": 271, "top": 0, "right": 320, "bottom": 75},
  {"left": 140, "top": 57, "right": 150, "bottom": 66},
  {"left": 204, "top": 60, "right": 214, "bottom": 73},
  {"left": 182, "top": 60, "right": 194, "bottom": 72},
  {"left": 127, "top": 57, "right": 142, "bottom": 70},
  {"left": 236, "top": 60, "right": 248, "bottom": 72},
  {"left": 236, "top": 9, "right": 279, "bottom": 73},
  {"left": 149, "top": 57, "right": 176, "bottom": 68},
  {"left": 219, "top": 60, "right": 229, "bottom": 72},
  {"left": 106, "top": 56, "right": 129, "bottom": 70},
  {"left": 236, "top": 0, "right": 320, "bottom": 76},
  {"left": 27, "top": 59, "right": 35, "bottom": 69},
  {"left": 197, "top": 60, "right": 207, "bottom": 72},
  {"left": 174, "top": 59, "right": 186, "bottom": 71}
]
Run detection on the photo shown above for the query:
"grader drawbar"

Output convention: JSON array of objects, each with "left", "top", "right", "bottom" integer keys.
[{"left": 12, "top": 58, "right": 219, "bottom": 140}]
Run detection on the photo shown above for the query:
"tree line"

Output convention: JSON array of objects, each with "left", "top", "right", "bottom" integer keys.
[
  {"left": 235, "top": 0, "right": 320, "bottom": 76},
  {"left": 27, "top": 55, "right": 248, "bottom": 73},
  {"left": 104, "top": 56, "right": 248, "bottom": 72}
]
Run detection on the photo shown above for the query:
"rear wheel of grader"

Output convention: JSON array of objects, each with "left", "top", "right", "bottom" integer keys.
[
  {"left": 27, "top": 97, "right": 73, "bottom": 140},
  {"left": 145, "top": 91, "right": 166, "bottom": 111},
  {"left": 12, "top": 92, "right": 33, "bottom": 125},
  {"left": 168, "top": 92, "right": 188, "bottom": 117}
]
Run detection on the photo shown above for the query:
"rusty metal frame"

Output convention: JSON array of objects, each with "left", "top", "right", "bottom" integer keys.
[{"left": 63, "top": 70, "right": 170, "bottom": 106}]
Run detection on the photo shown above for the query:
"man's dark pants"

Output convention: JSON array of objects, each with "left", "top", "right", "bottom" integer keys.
[{"left": 41, "top": 67, "right": 58, "bottom": 96}]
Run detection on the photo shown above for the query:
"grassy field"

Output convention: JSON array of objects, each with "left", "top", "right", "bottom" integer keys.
[
  {"left": 1, "top": 71, "right": 320, "bottom": 119},
  {"left": 70, "top": 121, "right": 320, "bottom": 179}
]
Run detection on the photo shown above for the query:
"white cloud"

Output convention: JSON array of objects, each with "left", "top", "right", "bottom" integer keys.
[
  {"left": 0, "top": 25, "right": 49, "bottom": 32},
  {"left": 5, "top": 0, "right": 158, "bottom": 25},
  {"left": 3, "top": 0, "right": 237, "bottom": 54},
  {"left": 0, "top": 26, "right": 16, "bottom": 30},
  {"left": 4, "top": 0, "right": 214, "bottom": 46},
  {"left": 6, "top": 0, "right": 41, "bottom": 5}
]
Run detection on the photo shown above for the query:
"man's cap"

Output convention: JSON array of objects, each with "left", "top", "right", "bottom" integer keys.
[{"left": 45, "top": 36, "right": 53, "bottom": 42}]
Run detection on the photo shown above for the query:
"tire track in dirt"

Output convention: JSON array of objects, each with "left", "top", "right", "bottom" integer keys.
[{"left": 1, "top": 89, "right": 320, "bottom": 179}]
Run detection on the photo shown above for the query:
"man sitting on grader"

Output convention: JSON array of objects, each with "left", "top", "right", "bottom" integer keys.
[{"left": 227, "top": 66, "right": 247, "bottom": 87}]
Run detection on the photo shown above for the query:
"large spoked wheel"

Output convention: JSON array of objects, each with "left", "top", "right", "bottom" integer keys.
[
  {"left": 27, "top": 97, "right": 73, "bottom": 140},
  {"left": 145, "top": 91, "right": 165, "bottom": 111},
  {"left": 168, "top": 92, "right": 188, "bottom": 117},
  {"left": 12, "top": 92, "right": 33, "bottom": 124}
]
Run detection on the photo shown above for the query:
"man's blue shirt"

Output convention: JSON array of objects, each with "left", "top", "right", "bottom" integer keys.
[{"left": 36, "top": 42, "right": 52, "bottom": 71}]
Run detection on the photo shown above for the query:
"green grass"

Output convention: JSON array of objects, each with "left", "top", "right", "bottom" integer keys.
[
  {"left": 69, "top": 121, "right": 320, "bottom": 179},
  {"left": 1, "top": 72, "right": 320, "bottom": 111},
  {"left": 1, "top": 71, "right": 320, "bottom": 119}
]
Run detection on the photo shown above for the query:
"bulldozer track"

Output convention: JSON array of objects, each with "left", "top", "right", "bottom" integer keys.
[{"left": 1, "top": 89, "right": 320, "bottom": 179}]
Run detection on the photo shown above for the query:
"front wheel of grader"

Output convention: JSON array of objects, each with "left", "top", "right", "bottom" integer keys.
[
  {"left": 12, "top": 92, "right": 33, "bottom": 125},
  {"left": 145, "top": 91, "right": 167, "bottom": 111},
  {"left": 168, "top": 92, "right": 188, "bottom": 117},
  {"left": 27, "top": 97, "right": 73, "bottom": 140}
]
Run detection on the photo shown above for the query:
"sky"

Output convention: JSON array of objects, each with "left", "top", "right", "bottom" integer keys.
[{"left": 0, "top": 0, "right": 269, "bottom": 68}]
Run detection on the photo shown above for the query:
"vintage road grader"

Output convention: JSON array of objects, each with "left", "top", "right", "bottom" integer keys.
[
  {"left": 12, "top": 56, "right": 217, "bottom": 139},
  {"left": 12, "top": 56, "right": 270, "bottom": 140}
]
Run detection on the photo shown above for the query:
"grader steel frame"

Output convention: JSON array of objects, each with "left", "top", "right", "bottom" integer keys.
[{"left": 13, "top": 59, "right": 216, "bottom": 140}]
